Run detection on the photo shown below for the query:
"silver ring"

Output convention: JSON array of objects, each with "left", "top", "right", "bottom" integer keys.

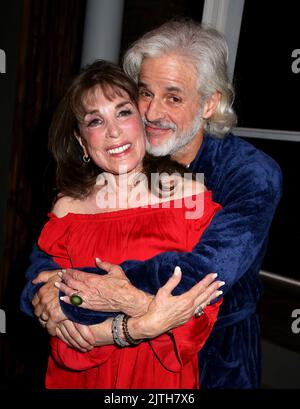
[{"left": 195, "top": 305, "right": 204, "bottom": 318}]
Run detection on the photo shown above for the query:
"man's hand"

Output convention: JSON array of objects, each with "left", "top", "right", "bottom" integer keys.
[
  {"left": 56, "top": 320, "right": 96, "bottom": 352},
  {"left": 32, "top": 270, "right": 67, "bottom": 334},
  {"left": 57, "top": 260, "right": 152, "bottom": 317}
]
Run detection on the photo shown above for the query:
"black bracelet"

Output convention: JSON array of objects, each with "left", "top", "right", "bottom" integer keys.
[{"left": 122, "top": 314, "right": 143, "bottom": 346}]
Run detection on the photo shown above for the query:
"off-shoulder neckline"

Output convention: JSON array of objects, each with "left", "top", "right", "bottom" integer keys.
[{"left": 48, "top": 191, "right": 213, "bottom": 221}]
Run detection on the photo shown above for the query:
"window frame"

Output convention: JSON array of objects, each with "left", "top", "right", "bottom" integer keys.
[{"left": 202, "top": 0, "right": 300, "bottom": 142}]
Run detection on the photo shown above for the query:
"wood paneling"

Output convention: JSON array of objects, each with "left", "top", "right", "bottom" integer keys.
[{"left": 0, "top": 0, "right": 85, "bottom": 387}]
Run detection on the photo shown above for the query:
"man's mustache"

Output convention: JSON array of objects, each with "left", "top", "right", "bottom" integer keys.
[{"left": 142, "top": 118, "right": 177, "bottom": 132}]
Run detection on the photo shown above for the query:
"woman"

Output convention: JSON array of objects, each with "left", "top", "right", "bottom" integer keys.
[{"left": 35, "top": 60, "right": 223, "bottom": 388}]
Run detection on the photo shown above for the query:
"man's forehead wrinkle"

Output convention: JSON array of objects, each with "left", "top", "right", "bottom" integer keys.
[{"left": 138, "top": 80, "right": 186, "bottom": 94}]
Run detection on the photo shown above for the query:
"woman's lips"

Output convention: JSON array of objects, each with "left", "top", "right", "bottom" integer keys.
[{"left": 107, "top": 143, "right": 132, "bottom": 156}]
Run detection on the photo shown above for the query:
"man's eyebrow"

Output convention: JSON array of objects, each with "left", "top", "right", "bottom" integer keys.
[
  {"left": 138, "top": 81, "right": 148, "bottom": 88},
  {"left": 138, "top": 81, "right": 183, "bottom": 93},
  {"left": 165, "top": 85, "right": 183, "bottom": 93}
]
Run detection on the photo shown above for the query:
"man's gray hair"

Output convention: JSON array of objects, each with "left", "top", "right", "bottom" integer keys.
[{"left": 123, "top": 19, "right": 237, "bottom": 137}]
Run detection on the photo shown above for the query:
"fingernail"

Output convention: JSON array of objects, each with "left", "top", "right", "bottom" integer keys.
[
  {"left": 218, "top": 281, "right": 225, "bottom": 287},
  {"left": 95, "top": 257, "right": 101, "bottom": 263},
  {"left": 212, "top": 273, "right": 218, "bottom": 279},
  {"left": 174, "top": 266, "right": 181, "bottom": 276},
  {"left": 216, "top": 290, "right": 223, "bottom": 297},
  {"left": 57, "top": 271, "right": 63, "bottom": 278},
  {"left": 60, "top": 296, "right": 67, "bottom": 302},
  {"left": 61, "top": 269, "right": 67, "bottom": 273},
  {"left": 54, "top": 282, "right": 61, "bottom": 289}
]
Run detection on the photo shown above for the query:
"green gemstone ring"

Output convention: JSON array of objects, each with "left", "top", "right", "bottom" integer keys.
[{"left": 70, "top": 294, "right": 83, "bottom": 306}]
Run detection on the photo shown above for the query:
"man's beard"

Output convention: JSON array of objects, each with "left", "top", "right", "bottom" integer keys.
[{"left": 144, "top": 108, "right": 203, "bottom": 157}]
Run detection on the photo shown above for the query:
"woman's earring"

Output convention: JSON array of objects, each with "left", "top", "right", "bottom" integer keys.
[{"left": 83, "top": 155, "right": 91, "bottom": 163}]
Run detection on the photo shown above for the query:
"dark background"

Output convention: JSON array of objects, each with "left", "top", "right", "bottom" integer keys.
[{"left": 0, "top": 0, "right": 299, "bottom": 391}]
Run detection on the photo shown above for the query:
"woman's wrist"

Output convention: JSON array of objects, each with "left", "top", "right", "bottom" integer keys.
[
  {"left": 126, "top": 316, "right": 145, "bottom": 339},
  {"left": 127, "top": 314, "right": 159, "bottom": 340}
]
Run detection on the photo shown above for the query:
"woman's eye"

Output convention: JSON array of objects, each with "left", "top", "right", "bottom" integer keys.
[
  {"left": 118, "top": 109, "right": 132, "bottom": 117},
  {"left": 87, "top": 118, "right": 102, "bottom": 127}
]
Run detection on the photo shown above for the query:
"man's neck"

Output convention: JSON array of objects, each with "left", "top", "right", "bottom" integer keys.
[{"left": 171, "top": 129, "right": 204, "bottom": 166}]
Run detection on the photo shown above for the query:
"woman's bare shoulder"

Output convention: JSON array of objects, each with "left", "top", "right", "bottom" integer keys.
[{"left": 51, "top": 195, "right": 82, "bottom": 218}]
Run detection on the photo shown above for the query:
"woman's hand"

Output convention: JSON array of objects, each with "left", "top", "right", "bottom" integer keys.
[
  {"left": 56, "top": 320, "right": 96, "bottom": 352},
  {"left": 56, "top": 261, "right": 152, "bottom": 317},
  {"left": 128, "top": 267, "right": 224, "bottom": 339}
]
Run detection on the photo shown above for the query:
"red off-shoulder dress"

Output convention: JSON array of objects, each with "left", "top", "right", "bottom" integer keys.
[{"left": 38, "top": 191, "right": 222, "bottom": 389}]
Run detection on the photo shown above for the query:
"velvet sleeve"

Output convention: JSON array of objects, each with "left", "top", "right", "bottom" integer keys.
[
  {"left": 20, "top": 215, "right": 74, "bottom": 317},
  {"left": 20, "top": 242, "right": 61, "bottom": 318}
]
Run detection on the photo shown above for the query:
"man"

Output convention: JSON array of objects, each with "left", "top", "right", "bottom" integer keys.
[{"left": 21, "top": 20, "right": 282, "bottom": 388}]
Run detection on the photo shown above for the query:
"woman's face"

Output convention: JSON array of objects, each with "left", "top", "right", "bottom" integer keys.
[{"left": 76, "top": 86, "right": 146, "bottom": 175}]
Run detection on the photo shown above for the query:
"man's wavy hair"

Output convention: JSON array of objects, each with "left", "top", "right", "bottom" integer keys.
[{"left": 123, "top": 19, "right": 237, "bottom": 137}]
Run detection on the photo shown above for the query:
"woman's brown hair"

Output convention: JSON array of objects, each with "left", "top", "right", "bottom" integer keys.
[{"left": 49, "top": 59, "right": 139, "bottom": 199}]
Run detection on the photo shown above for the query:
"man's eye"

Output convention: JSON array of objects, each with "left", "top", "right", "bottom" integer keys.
[
  {"left": 139, "top": 90, "right": 151, "bottom": 98},
  {"left": 169, "top": 96, "right": 181, "bottom": 103},
  {"left": 118, "top": 109, "right": 132, "bottom": 117}
]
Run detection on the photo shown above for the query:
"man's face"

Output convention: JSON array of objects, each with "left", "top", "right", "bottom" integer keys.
[{"left": 138, "top": 54, "right": 204, "bottom": 156}]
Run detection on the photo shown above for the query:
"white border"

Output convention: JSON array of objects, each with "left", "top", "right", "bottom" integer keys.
[
  {"left": 232, "top": 127, "right": 300, "bottom": 142},
  {"left": 202, "top": 1, "right": 300, "bottom": 140},
  {"left": 260, "top": 270, "right": 300, "bottom": 286}
]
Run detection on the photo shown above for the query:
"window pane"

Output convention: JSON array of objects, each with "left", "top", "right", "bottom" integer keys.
[
  {"left": 243, "top": 137, "right": 300, "bottom": 280},
  {"left": 234, "top": 2, "right": 300, "bottom": 131}
]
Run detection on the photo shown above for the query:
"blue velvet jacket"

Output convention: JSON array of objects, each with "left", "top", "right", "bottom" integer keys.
[{"left": 20, "top": 133, "right": 282, "bottom": 388}]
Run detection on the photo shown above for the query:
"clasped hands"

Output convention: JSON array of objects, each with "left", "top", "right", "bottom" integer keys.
[{"left": 32, "top": 259, "right": 224, "bottom": 352}]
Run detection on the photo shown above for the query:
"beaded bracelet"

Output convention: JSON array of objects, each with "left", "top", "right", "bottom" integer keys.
[
  {"left": 112, "top": 314, "right": 130, "bottom": 347},
  {"left": 122, "top": 314, "right": 143, "bottom": 346}
]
